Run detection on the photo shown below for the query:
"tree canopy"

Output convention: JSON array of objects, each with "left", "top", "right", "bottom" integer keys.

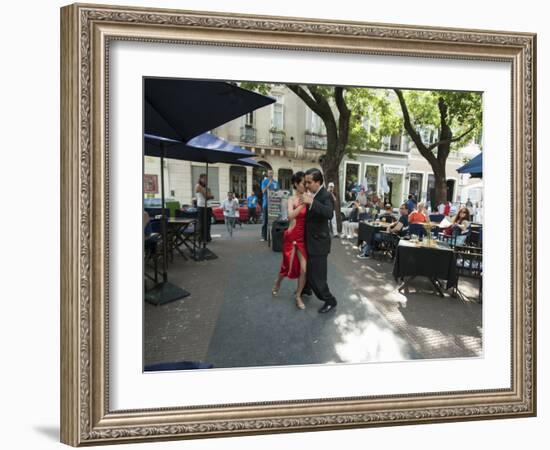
[{"left": 239, "top": 82, "right": 482, "bottom": 157}]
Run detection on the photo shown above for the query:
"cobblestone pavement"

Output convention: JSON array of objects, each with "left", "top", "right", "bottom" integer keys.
[{"left": 144, "top": 223, "right": 482, "bottom": 368}]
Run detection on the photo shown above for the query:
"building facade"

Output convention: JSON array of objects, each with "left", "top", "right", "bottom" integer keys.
[{"left": 144, "top": 85, "right": 481, "bottom": 208}]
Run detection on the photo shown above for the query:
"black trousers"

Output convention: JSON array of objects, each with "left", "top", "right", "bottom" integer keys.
[
  {"left": 248, "top": 207, "right": 257, "bottom": 223},
  {"left": 197, "top": 207, "right": 212, "bottom": 241},
  {"left": 306, "top": 254, "right": 337, "bottom": 306},
  {"left": 261, "top": 207, "right": 268, "bottom": 240}
]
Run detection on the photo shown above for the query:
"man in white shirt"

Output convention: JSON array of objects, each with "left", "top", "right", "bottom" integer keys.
[
  {"left": 221, "top": 191, "right": 239, "bottom": 238},
  {"left": 327, "top": 182, "right": 339, "bottom": 237}
]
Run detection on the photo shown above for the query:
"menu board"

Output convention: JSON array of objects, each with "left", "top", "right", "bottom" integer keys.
[{"left": 268, "top": 190, "right": 291, "bottom": 220}]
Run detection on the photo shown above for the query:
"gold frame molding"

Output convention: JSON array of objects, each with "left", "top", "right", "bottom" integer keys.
[{"left": 60, "top": 3, "right": 537, "bottom": 446}]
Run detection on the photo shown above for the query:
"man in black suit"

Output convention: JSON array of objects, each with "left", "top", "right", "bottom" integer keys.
[{"left": 301, "top": 168, "right": 338, "bottom": 313}]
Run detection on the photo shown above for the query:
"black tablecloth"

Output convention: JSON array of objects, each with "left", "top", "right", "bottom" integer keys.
[
  {"left": 358, "top": 222, "right": 384, "bottom": 246},
  {"left": 392, "top": 240, "right": 457, "bottom": 289}
]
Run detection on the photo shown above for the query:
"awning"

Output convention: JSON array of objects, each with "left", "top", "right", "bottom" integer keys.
[{"left": 457, "top": 152, "right": 483, "bottom": 178}]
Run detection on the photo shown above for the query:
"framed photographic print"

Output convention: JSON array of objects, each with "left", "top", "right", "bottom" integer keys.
[{"left": 60, "top": 3, "right": 536, "bottom": 446}]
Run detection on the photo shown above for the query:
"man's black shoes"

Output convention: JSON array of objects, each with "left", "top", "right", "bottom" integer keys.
[{"left": 318, "top": 303, "right": 337, "bottom": 314}]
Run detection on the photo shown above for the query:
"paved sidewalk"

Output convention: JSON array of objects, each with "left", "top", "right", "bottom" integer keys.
[{"left": 144, "top": 224, "right": 482, "bottom": 368}]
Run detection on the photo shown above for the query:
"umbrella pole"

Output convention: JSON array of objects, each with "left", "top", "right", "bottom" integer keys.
[
  {"left": 160, "top": 144, "right": 168, "bottom": 282},
  {"left": 204, "top": 161, "right": 208, "bottom": 248},
  {"left": 145, "top": 141, "right": 190, "bottom": 305}
]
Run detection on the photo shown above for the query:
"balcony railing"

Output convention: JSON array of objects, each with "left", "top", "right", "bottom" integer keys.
[
  {"left": 240, "top": 126, "right": 256, "bottom": 144},
  {"left": 270, "top": 130, "right": 286, "bottom": 147},
  {"left": 304, "top": 132, "right": 327, "bottom": 150}
]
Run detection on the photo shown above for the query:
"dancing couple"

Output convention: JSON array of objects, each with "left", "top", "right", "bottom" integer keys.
[{"left": 272, "top": 168, "right": 338, "bottom": 313}]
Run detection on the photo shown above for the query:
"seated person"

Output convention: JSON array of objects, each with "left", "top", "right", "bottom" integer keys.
[
  {"left": 341, "top": 202, "right": 363, "bottom": 239},
  {"left": 388, "top": 203, "right": 409, "bottom": 236},
  {"left": 443, "top": 206, "right": 471, "bottom": 237},
  {"left": 358, "top": 203, "right": 408, "bottom": 258},
  {"left": 408, "top": 201, "right": 428, "bottom": 224},
  {"left": 377, "top": 204, "right": 396, "bottom": 223}
]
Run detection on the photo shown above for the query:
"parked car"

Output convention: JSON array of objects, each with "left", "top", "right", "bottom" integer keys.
[
  {"left": 212, "top": 200, "right": 258, "bottom": 224},
  {"left": 339, "top": 201, "right": 358, "bottom": 221}
]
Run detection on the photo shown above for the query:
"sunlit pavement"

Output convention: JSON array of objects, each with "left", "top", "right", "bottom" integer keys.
[{"left": 144, "top": 224, "right": 482, "bottom": 368}]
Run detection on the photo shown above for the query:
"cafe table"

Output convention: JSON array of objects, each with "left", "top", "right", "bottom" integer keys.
[
  {"left": 357, "top": 220, "right": 390, "bottom": 247},
  {"left": 392, "top": 239, "right": 457, "bottom": 297},
  {"left": 165, "top": 217, "right": 198, "bottom": 260}
]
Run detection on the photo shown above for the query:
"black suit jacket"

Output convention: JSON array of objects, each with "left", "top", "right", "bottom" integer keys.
[{"left": 305, "top": 186, "right": 334, "bottom": 256}]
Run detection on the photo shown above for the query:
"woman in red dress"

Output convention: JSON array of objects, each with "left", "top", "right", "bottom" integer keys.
[{"left": 272, "top": 171, "right": 308, "bottom": 310}]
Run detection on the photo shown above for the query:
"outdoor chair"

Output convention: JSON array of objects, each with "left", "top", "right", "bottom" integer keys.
[
  {"left": 408, "top": 223, "right": 427, "bottom": 239},
  {"left": 468, "top": 224, "right": 483, "bottom": 248},
  {"left": 373, "top": 232, "right": 400, "bottom": 260},
  {"left": 148, "top": 217, "right": 175, "bottom": 262},
  {"left": 429, "top": 213, "right": 445, "bottom": 223},
  {"left": 437, "top": 224, "right": 471, "bottom": 248},
  {"left": 453, "top": 245, "right": 483, "bottom": 303},
  {"left": 144, "top": 231, "right": 162, "bottom": 286}
]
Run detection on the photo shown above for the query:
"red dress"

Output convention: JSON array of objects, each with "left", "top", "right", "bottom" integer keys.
[{"left": 279, "top": 204, "right": 308, "bottom": 279}]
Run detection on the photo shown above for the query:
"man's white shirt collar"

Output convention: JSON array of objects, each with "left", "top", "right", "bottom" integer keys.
[{"left": 313, "top": 184, "right": 324, "bottom": 199}]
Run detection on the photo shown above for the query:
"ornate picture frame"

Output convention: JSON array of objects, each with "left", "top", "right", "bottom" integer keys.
[{"left": 60, "top": 3, "right": 536, "bottom": 446}]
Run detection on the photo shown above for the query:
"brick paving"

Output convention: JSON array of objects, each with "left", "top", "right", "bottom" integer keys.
[{"left": 144, "top": 224, "right": 482, "bottom": 368}]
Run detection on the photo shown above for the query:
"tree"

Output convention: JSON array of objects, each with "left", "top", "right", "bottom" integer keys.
[
  {"left": 240, "top": 82, "right": 396, "bottom": 232},
  {"left": 394, "top": 89, "right": 482, "bottom": 206}
]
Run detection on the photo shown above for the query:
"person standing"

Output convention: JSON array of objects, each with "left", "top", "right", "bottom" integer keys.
[
  {"left": 301, "top": 168, "right": 338, "bottom": 314},
  {"left": 466, "top": 198, "right": 474, "bottom": 216},
  {"left": 327, "top": 182, "right": 339, "bottom": 237},
  {"left": 260, "top": 169, "right": 279, "bottom": 242},
  {"left": 247, "top": 192, "right": 258, "bottom": 224},
  {"left": 406, "top": 194, "right": 417, "bottom": 214},
  {"left": 356, "top": 187, "right": 368, "bottom": 207},
  {"left": 221, "top": 191, "right": 239, "bottom": 238},
  {"left": 195, "top": 173, "right": 213, "bottom": 242},
  {"left": 444, "top": 200, "right": 451, "bottom": 217}
]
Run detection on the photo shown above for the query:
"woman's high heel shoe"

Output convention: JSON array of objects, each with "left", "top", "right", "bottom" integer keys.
[
  {"left": 272, "top": 285, "right": 280, "bottom": 296},
  {"left": 295, "top": 295, "right": 306, "bottom": 310}
]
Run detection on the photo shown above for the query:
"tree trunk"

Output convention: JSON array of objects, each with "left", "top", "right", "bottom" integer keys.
[{"left": 434, "top": 172, "right": 448, "bottom": 206}]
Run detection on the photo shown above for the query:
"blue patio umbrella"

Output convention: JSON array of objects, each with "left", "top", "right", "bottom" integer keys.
[
  {"left": 457, "top": 153, "right": 483, "bottom": 178},
  {"left": 145, "top": 78, "right": 275, "bottom": 142},
  {"left": 143, "top": 80, "right": 274, "bottom": 305},
  {"left": 144, "top": 133, "right": 261, "bottom": 304},
  {"left": 145, "top": 133, "right": 254, "bottom": 164},
  {"left": 233, "top": 157, "right": 263, "bottom": 168}
]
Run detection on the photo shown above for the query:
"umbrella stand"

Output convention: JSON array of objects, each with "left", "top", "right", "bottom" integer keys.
[
  {"left": 145, "top": 141, "right": 190, "bottom": 305},
  {"left": 194, "top": 161, "right": 218, "bottom": 261}
]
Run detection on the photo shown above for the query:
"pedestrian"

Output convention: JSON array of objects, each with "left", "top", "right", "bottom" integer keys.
[
  {"left": 221, "top": 191, "right": 239, "bottom": 238},
  {"left": 247, "top": 192, "right": 258, "bottom": 224},
  {"left": 260, "top": 169, "right": 279, "bottom": 241}
]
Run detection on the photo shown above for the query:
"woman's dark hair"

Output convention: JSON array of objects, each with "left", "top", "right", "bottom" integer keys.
[
  {"left": 305, "top": 167, "right": 324, "bottom": 184},
  {"left": 291, "top": 171, "right": 305, "bottom": 189},
  {"left": 454, "top": 206, "right": 471, "bottom": 223}
]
